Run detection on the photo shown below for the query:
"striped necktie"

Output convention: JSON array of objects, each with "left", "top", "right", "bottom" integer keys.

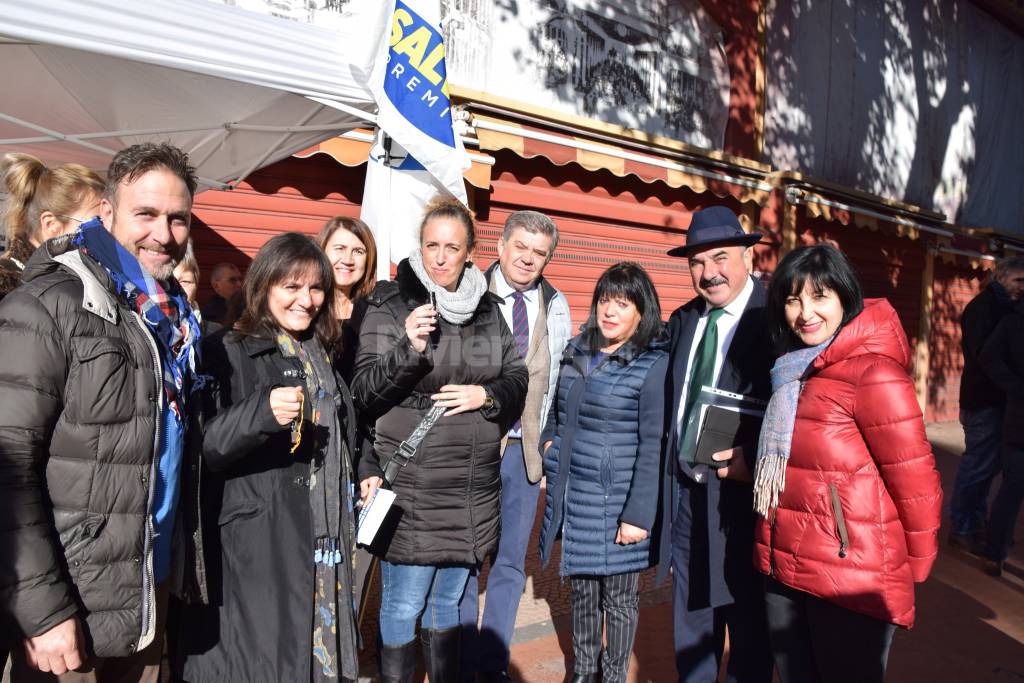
[
  {"left": 511, "top": 291, "right": 529, "bottom": 431},
  {"left": 511, "top": 291, "right": 530, "bottom": 357}
]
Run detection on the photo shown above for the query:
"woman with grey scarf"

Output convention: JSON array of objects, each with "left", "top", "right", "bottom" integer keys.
[
  {"left": 351, "top": 200, "right": 528, "bottom": 683},
  {"left": 751, "top": 244, "right": 941, "bottom": 683}
]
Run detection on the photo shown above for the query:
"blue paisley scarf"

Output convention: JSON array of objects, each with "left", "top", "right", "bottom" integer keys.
[{"left": 72, "top": 218, "right": 199, "bottom": 420}]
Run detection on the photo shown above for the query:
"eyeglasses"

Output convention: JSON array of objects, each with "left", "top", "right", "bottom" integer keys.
[{"left": 56, "top": 215, "right": 92, "bottom": 225}]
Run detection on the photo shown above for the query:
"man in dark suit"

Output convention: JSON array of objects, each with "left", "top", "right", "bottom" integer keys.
[{"left": 657, "top": 206, "right": 774, "bottom": 683}]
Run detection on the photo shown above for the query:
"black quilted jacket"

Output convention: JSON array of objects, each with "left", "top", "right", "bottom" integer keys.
[
  {"left": 0, "top": 236, "right": 204, "bottom": 657},
  {"left": 350, "top": 261, "right": 528, "bottom": 566}
]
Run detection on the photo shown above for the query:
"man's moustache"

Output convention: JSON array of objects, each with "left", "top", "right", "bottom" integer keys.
[{"left": 700, "top": 277, "right": 728, "bottom": 288}]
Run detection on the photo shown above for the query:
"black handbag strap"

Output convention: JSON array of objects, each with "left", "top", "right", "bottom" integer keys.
[{"left": 381, "top": 402, "right": 446, "bottom": 487}]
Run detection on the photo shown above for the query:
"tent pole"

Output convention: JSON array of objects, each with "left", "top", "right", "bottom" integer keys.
[
  {"left": 228, "top": 104, "right": 325, "bottom": 189},
  {"left": 0, "top": 113, "right": 117, "bottom": 156},
  {"left": 229, "top": 123, "right": 369, "bottom": 133},
  {"left": 0, "top": 124, "right": 224, "bottom": 145},
  {"left": 188, "top": 127, "right": 233, "bottom": 175},
  {"left": 306, "top": 96, "right": 378, "bottom": 125}
]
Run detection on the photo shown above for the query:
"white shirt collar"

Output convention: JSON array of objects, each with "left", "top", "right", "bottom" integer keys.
[
  {"left": 493, "top": 265, "right": 537, "bottom": 302},
  {"left": 703, "top": 275, "right": 755, "bottom": 318}
]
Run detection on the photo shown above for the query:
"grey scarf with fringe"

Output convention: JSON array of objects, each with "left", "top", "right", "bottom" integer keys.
[
  {"left": 752, "top": 336, "right": 833, "bottom": 517},
  {"left": 407, "top": 248, "right": 487, "bottom": 324}
]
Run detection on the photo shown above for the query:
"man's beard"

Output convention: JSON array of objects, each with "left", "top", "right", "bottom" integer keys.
[
  {"left": 126, "top": 241, "right": 180, "bottom": 283},
  {"left": 146, "top": 259, "right": 178, "bottom": 283}
]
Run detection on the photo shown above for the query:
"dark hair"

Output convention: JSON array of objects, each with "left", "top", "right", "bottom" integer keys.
[
  {"left": 584, "top": 262, "right": 663, "bottom": 351},
  {"left": 419, "top": 197, "right": 475, "bottom": 251},
  {"left": 105, "top": 143, "right": 197, "bottom": 205},
  {"left": 316, "top": 215, "right": 378, "bottom": 301},
  {"left": 766, "top": 244, "right": 864, "bottom": 352},
  {"left": 234, "top": 233, "right": 340, "bottom": 349}
]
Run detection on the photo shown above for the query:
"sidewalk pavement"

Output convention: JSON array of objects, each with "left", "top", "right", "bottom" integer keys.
[{"left": 495, "top": 421, "right": 1024, "bottom": 682}]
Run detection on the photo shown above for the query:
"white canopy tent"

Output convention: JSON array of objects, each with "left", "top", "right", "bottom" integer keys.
[{"left": 0, "top": 0, "right": 386, "bottom": 190}]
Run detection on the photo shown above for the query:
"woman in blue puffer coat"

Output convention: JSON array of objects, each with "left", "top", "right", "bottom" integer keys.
[{"left": 539, "top": 262, "right": 668, "bottom": 683}]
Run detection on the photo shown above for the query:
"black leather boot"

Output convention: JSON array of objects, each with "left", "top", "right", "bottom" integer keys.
[
  {"left": 570, "top": 674, "right": 598, "bottom": 683},
  {"left": 380, "top": 638, "right": 418, "bottom": 683},
  {"left": 421, "top": 626, "right": 461, "bottom": 682}
]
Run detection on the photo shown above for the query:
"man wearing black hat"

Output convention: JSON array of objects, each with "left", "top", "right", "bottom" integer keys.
[{"left": 656, "top": 206, "right": 773, "bottom": 682}]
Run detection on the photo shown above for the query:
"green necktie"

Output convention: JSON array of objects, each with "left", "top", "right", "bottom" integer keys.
[{"left": 681, "top": 307, "right": 726, "bottom": 460}]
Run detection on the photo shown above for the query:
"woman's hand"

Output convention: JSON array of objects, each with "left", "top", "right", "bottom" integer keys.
[
  {"left": 404, "top": 303, "right": 437, "bottom": 353},
  {"left": 542, "top": 440, "right": 553, "bottom": 455},
  {"left": 615, "top": 522, "right": 649, "bottom": 545},
  {"left": 360, "top": 476, "right": 383, "bottom": 505},
  {"left": 431, "top": 384, "right": 486, "bottom": 416},
  {"left": 269, "top": 386, "right": 303, "bottom": 426}
]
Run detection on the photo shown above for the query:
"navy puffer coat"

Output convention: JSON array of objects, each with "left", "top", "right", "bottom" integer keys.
[{"left": 539, "top": 332, "right": 668, "bottom": 576}]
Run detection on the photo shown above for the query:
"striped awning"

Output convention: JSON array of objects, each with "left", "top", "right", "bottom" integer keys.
[
  {"left": 472, "top": 114, "right": 774, "bottom": 206},
  {"left": 294, "top": 130, "right": 494, "bottom": 189}
]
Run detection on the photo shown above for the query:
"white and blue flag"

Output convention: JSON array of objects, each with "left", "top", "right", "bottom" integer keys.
[{"left": 361, "top": 0, "right": 470, "bottom": 275}]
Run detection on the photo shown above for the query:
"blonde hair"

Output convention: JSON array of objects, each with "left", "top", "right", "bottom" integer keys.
[
  {"left": 176, "top": 238, "right": 200, "bottom": 278},
  {"left": 1, "top": 153, "right": 104, "bottom": 253},
  {"left": 419, "top": 197, "right": 476, "bottom": 250}
]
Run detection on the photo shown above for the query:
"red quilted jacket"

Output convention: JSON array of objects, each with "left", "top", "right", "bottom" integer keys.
[{"left": 753, "top": 299, "right": 942, "bottom": 627}]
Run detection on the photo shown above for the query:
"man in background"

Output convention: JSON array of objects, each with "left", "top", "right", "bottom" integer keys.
[
  {"left": 950, "top": 256, "right": 1024, "bottom": 551},
  {"left": 200, "top": 261, "right": 241, "bottom": 324}
]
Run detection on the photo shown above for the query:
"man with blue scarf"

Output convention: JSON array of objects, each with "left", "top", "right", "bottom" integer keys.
[{"left": 0, "top": 143, "right": 203, "bottom": 682}]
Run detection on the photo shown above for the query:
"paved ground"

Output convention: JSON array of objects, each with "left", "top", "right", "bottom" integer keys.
[
  {"left": 5, "top": 422, "right": 1022, "bottom": 682},
  {"left": 494, "top": 421, "right": 1024, "bottom": 683}
]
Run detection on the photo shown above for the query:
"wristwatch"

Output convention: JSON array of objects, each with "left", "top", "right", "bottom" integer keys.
[{"left": 482, "top": 391, "right": 495, "bottom": 411}]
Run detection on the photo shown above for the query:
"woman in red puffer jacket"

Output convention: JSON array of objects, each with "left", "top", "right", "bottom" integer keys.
[{"left": 751, "top": 244, "right": 942, "bottom": 683}]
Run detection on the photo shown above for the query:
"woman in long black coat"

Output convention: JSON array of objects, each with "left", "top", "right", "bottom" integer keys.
[
  {"left": 176, "top": 233, "right": 359, "bottom": 682},
  {"left": 351, "top": 199, "right": 527, "bottom": 682}
]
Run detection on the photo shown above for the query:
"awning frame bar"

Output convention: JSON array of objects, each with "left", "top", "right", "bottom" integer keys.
[
  {"left": 473, "top": 118, "right": 774, "bottom": 194},
  {"left": 937, "top": 245, "right": 996, "bottom": 262},
  {"left": 331, "top": 129, "right": 496, "bottom": 166},
  {"left": 785, "top": 187, "right": 956, "bottom": 238}
]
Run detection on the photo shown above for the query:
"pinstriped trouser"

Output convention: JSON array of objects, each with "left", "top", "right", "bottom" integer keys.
[{"left": 570, "top": 572, "right": 640, "bottom": 683}]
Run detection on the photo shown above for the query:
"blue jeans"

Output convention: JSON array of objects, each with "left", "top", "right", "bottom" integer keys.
[
  {"left": 460, "top": 443, "right": 540, "bottom": 675},
  {"left": 379, "top": 561, "right": 470, "bottom": 646},
  {"left": 986, "top": 443, "right": 1024, "bottom": 561},
  {"left": 951, "top": 407, "right": 1004, "bottom": 535}
]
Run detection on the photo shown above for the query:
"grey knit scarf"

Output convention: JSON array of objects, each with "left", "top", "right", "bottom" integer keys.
[
  {"left": 407, "top": 248, "right": 487, "bottom": 324},
  {"left": 752, "top": 336, "right": 833, "bottom": 518}
]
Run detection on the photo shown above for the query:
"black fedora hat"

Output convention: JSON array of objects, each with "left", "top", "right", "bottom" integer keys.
[{"left": 667, "top": 206, "right": 763, "bottom": 257}]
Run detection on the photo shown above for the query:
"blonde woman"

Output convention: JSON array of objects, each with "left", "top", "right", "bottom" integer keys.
[{"left": 0, "top": 153, "right": 104, "bottom": 300}]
